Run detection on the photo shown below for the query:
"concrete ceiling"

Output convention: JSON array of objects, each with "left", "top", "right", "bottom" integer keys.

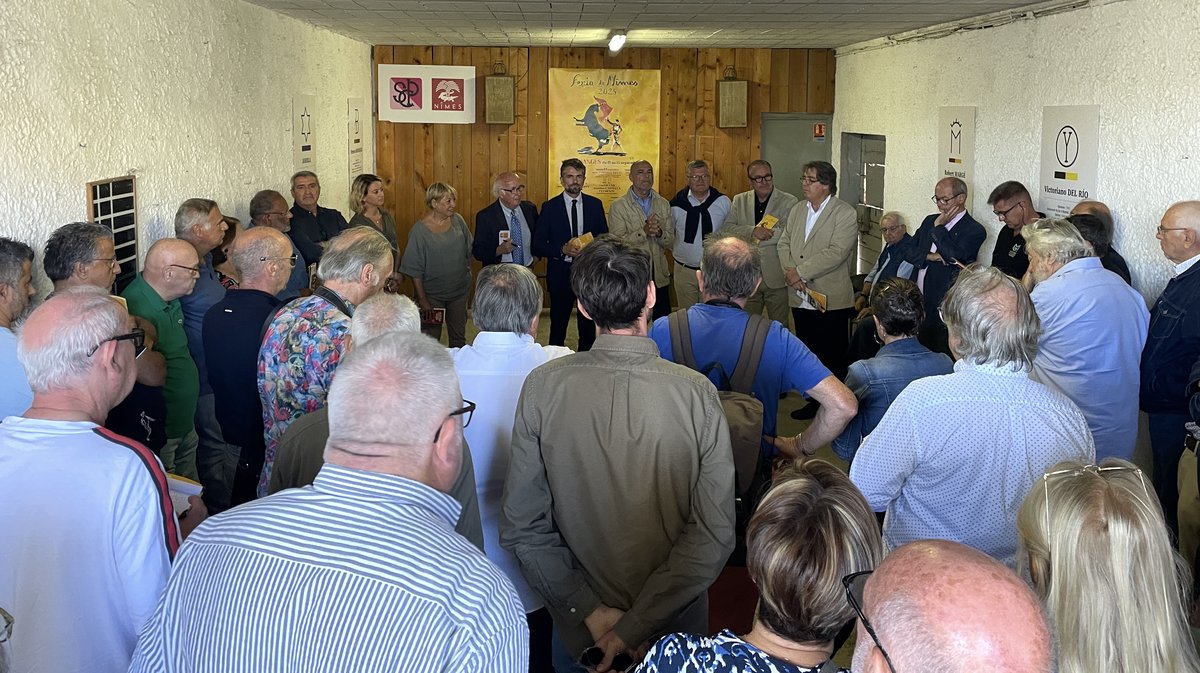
[{"left": 245, "top": 0, "right": 1051, "bottom": 48}]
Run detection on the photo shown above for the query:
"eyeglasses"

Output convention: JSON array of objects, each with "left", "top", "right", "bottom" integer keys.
[
  {"left": 168, "top": 264, "right": 201, "bottom": 276},
  {"left": 500, "top": 185, "right": 526, "bottom": 194},
  {"left": 749, "top": 174, "right": 773, "bottom": 184},
  {"left": 91, "top": 257, "right": 119, "bottom": 268},
  {"left": 843, "top": 571, "right": 897, "bottom": 673},
  {"left": 1156, "top": 225, "right": 1189, "bottom": 234},
  {"left": 87, "top": 327, "right": 146, "bottom": 358},
  {"left": 579, "top": 646, "right": 634, "bottom": 672},
  {"left": 261, "top": 254, "right": 299, "bottom": 267},
  {"left": 687, "top": 174, "right": 711, "bottom": 181},
  {"left": 262, "top": 211, "right": 289, "bottom": 218},
  {"left": 930, "top": 194, "right": 960, "bottom": 205},
  {"left": 802, "top": 175, "right": 821, "bottom": 185},
  {"left": 431, "top": 399, "right": 476, "bottom": 442},
  {"left": 1040, "top": 463, "right": 1149, "bottom": 532},
  {"left": 880, "top": 224, "right": 905, "bottom": 233},
  {"left": 993, "top": 202, "right": 1024, "bottom": 220}
]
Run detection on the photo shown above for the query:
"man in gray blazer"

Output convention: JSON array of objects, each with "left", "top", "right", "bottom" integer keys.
[
  {"left": 778, "top": 161, "right": 858, "bottom": 418},
  {"left": 724, "top": 160, "right": 800, "bottom": 327}
]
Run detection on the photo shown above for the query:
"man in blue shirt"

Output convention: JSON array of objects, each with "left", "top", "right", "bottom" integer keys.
[
  {"left": 1023, "top": 219, "right": 1148, "bottom": 462},
  {"left": 650, "top": 235, "right": 857, "bottom": 458},
  {"left": 130, "top": 332, "right": 528, "bottom": 673}
]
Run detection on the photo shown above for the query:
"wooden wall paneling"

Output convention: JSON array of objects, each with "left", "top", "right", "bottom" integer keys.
[
  {"left": 749, "top": 48, "right": 772, "bottom": 159},
  {"left": 657, "top": 48, "right": 681, "bottom": 194},
  {"left": 672, "top": 50, "right": 698, "bottom": 196},
  {"left": 449, "top": 47, "right": 472, "bottom": 213},
  {"left": 710, "top": 47, "right": 736, "bottom": 191},
  {"left": 374, "top": 46, "right": 398, "bottom": 230},
  {"left": 808, "top": 49, "right": 835, "bottom": 114},
  {"left": 694, "top": 49, "right": 718, "bottom": 186},
  {"left": 788, "top": 49, "right": 810, "bottom": 112},
  {"left": 768, "top": 49, "right": 790, "bottom": 113},
  {"left": 526, "top": 48, "right": 549, "bottom": 204},
  {"left": 431, "top": 46, "right": 455, "bottom": 205},
  {"left": 510, "top": 48, "right": 529, "bottom": 183}
]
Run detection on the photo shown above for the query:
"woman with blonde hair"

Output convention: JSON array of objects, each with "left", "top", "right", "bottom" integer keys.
[
  {"left": 1017, "top": 458, "right": 1200, "bottom": 673},
  {"left": 399, "top": 182, "right": 473, "bottom": 347},
  {"left": 635, "top": 459, "right": 884, "bottom": 673},
  {"left": 348, "top": 173, "right": 400, "bottom": 261}
]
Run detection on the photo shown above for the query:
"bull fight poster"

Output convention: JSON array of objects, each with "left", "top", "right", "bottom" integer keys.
[{"left": 547, "top": 69, "right": 660, "bottom": 210}]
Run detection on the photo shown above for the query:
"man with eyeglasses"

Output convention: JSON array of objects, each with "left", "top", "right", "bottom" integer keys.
[
  {"left": 0, "top": 289, "right": 206, "bottom": 673},
  {"left": 202, "top": 227, "right": 293, "bottom": 507},
  {"left": 44, "top": 221, "right": 170, "bottom": 455},
  {"left": 503, "top": 238, "right": 735, "bottom": 673},
  {"left": 610, "top": 160, "right": 676, "bottom": 320},
  {"left": 849, "top": 264, "right": 1094, "bottom": 568},
  {"left": 122, "top": 238, "right": 202, "bottom": 480},
  {"left": 846, "top": 211, "right": 920, "bottom": 363},
  {"left": 474, "top": 171, "right": 540, "bottom": 268},
  {"left": 130, "top": 332, "right": 526, "bottom": 673},
  {"left": 986, "top": 180, "right": 1042, "bottom": 278},
  {"left": 905, "top": 177, "right": 986, "bottom": 355},
  {"left": 0, "top": 238, "right": 36, "bottom": 419},
  {"left": 250, "top": 189, "right": 309, "bottom": 301},
  {"left": 847, "top": 540, "right": 1052, "bottom": 673},
  {"left": 724, "top": 159, "right": 800, "bottom": 326},
  {"left": 1141, "top": 201, "right": 1200, "bottom": 537},
  {"left": 670, "top": 159, "right": 731, "bottom": 310}
]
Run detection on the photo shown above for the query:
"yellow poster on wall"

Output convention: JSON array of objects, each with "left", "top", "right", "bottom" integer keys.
[{"left": 547, "top": 69, "right": 660, "bottom": 211}]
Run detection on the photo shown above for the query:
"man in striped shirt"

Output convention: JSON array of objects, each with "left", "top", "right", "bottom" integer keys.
[
  {"left": 0, "top": 289, "right": 191, "bottom": 673},
  {"left": 130, "top": 332, "right": 528, "bottom": 672}
]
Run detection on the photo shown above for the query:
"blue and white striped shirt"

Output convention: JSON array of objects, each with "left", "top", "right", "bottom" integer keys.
[{"left": 129, "top": 463, "right": 528, "bottom": 672}]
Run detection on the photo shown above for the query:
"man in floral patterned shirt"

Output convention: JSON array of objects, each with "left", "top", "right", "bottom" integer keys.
[{"left": 256, "top": 227, "right": 392, "bottom": 496}]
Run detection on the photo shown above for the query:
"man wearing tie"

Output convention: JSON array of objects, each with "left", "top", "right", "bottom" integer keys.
[
  {"left": 473, "top": 172, "right": 540, "bottom": 269},
  {"left": 534, "top": 159, "right": 608, "bottom": 350}
]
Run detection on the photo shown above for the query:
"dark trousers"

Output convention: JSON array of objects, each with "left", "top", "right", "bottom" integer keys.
[
  {"left": 1148, "top": 411, "right": 1190, "bottom": 537},
  {"left": 528, "top": 607, "right": 554, "bottom": 673},
  {"left": 548, "top": 280, "right": 595, "bottom": 351},
  {"left": 918, "top": 319, "right": 952, "bottom": 357},
  {"left": 652, "top": 284, "right": 672, "bottom": 322},
  {"left": 792, "top": 307, "right": 854, "bottom": 380},
  {"left": 846, "top": 314, "right": 880, "bottom": 366}
]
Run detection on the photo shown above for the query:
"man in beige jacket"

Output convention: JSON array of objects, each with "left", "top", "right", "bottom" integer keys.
[
  {"left": 609, "top": 160, "right": 676, "bottom": 320},
  {"left": 724, "top": 159, "right": 800, "bottom": 326}
]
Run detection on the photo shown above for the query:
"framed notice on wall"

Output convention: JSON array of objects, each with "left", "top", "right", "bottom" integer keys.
[
  {"left": 292, "top": 95, "right": 316, "bottom": 171},
  {"left": 347, "top": 97, "right": 365, "bottom": 178},
  {"left": 937, "top": 106, "right": 975, "bottom": 194},
  {"left": 377, "top": 65, "right": 476, "bottom": 124},
  {"left": 1039, "top": 105, "right": 1100, "bottom": 218}
]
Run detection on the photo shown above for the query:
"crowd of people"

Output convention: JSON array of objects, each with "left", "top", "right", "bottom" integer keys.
[{"left": 0, "top": 157, "right": 1199, "bottom": 673}]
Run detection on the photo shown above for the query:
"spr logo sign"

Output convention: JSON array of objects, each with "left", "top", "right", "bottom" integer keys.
[{"left": 390, "top": 78, "right": 422, "bottom": 110}]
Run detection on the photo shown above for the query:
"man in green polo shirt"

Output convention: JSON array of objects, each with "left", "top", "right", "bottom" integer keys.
[{"left": 122, "top": 238, "right": 201, "bottom": 479}]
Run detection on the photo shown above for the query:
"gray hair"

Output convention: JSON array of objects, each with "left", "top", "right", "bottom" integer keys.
[
  {"left": 230, "top": 229, "right": 286, "bottom": 279},
  {"left": 491, "top": 172, "right": 522, "bottom": 198},
  {"left": 473, "top": 264, "right": 542, "bottom": 334},
  {"left": 327, "top": 331, "right": 460, "bottom": 447},
  {"left": 868, "top": 588, "right": 956, "bottom": 673},
  {"left": 424, "top": 182, "right": 458, "bottom": 209},
  {"left": 686, "top": 159, "right": 709, "bottom": 174},
  {"left": 880, "top": 211, "right": 905, "bottom": 229},
  {"left": 18, "top": 287, "right": 124, "bottom": 393},
  {"left": 350, "top": 293, "right": 420, "bottom": 344},
  {"left": 316, "top": 227, "right": 393, "bottom": 284},
  {"left": 43, "top": 223, "right": 112, "bottom": 282},
  {"left": 746, "top": 159, "right": 771, "bottom": 176},
  {"left": 940, "top": 264, "right": 1041, "bottom": 369},
  {"left": 249, "top": 190, "right": 285, "bottom": 222},
  {"left": 0, "top": 238, "right": 35, "bottom": 290},
  {"left": 290, "top": 171, "right": 319, "bottom": 189},
  {"left": 1023, "top": 218, "right": 1091, "bottom": 266},
  {"left": 701, "top": 235, "right": 761, "bottom": 301},
  {"left": 173, "top": 198, "right": 218, "bottom": 238},
  {"left": 940, "top": 176, "right": 968, "bottom": 198}
]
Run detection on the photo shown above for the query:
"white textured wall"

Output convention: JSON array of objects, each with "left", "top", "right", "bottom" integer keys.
[
  {"left": 0, "top": 0, "right": 371, "bottom": 288},
  {"left": 833, "top": 0, "right": 1199, "bottom": 301}
]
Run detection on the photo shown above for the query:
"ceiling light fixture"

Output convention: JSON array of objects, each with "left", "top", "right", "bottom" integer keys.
[{"left": 608, "top": 30, "right": 627, "bottom": 54}]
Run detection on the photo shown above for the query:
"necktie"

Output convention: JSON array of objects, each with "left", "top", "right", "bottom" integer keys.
[
  {"left": 571, "top": 199, "right": 579, "bottom": 238},
  {"left": 509, "top": 208, "right": 524, "bottom": 265}
]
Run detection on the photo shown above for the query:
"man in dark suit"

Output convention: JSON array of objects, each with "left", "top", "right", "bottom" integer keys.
[
  {"left": 473, "top": 171, "right": 540, "bottom": 268},
  {"left": 534, "top": 158, "right": 608, "bottom": 350},
  {"left": 905, "top": 176, "right": 986, "bottom": 355}
]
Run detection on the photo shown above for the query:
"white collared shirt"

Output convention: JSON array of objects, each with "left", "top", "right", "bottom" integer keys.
[
  {"left": 1174, "top": 252, "right": 1200, "bottom": 276},
  {"left": 917, "top": 209, "right": 967, "bottom": 292},
  {"left": 804, "top": 194, "right": 831, "bottom": 241},
  {"left": 562, "top": 192, "right": 583, "bottom": 236}
]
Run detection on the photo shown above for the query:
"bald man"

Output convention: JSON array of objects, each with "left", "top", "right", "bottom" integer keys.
[
  {"left": 122, "top": 238, "right": 201, "bottom": 479},
  {"left": 850, "top": 540, "right": 1052, "bottom": 673},
  {"left": 1069, "top": 199, "right": 1132, "bottom": 284},
  {"left": 1141, "top": 201, "right": 1200, "bottom": 535},
  {"left": 203, "top": 227, "right": 294, "bottom": 506}
]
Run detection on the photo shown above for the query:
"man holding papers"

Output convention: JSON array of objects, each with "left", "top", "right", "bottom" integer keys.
[{"left": 724, "top": 159, "right": 800, "bottom": 326}]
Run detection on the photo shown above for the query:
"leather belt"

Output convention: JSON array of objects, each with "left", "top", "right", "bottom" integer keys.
[{"left": 678, "top": 262, "right": 699, "bottom": 271}]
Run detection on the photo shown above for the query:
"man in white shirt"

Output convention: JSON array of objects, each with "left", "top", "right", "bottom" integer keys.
[
  {"left": 670, "top": 160, "right": 732, "bottom": 309},
  {"left": 0, "top": 289, "right": 202, "bottom": 673},
  {"left": 0, "top": 238, "right": 36, "bottom": 418},
  {"left": 452, "top": 264, "right": 571, "bottom": 671}
]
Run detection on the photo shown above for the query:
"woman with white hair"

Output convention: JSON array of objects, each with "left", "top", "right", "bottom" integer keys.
[
  {"left": 399, "top": 182, "right": 474, "bottom": 348},
  {"left": 1017, "top": 458, "right": 1200, "bottom": 673}
]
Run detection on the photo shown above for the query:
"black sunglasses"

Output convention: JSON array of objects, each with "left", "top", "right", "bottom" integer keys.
[
  {"left": 843, "top": 571, "right": 897, "bottom": 673},
  {"left": 431, "top": 399, "right": 476, "bottom": 443},
  {"left": 87, "top": 327, "right": 146, "bottom": 358}
]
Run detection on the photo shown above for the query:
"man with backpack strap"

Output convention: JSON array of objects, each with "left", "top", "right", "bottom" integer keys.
[{"left": 650, "top": 235, "right": 857, "bottom": 461}]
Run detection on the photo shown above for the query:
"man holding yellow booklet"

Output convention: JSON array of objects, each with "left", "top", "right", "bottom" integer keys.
[{"left": 725, "top": 159, "right": 800, "bottom": 326}]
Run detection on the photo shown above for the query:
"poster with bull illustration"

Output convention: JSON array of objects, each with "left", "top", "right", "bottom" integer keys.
[
  {"left": 377, "top": 64, "right": 475, "bottom": 124},
  {"left": 548, "top": 69, "right": 660, "bottom": 209}
]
